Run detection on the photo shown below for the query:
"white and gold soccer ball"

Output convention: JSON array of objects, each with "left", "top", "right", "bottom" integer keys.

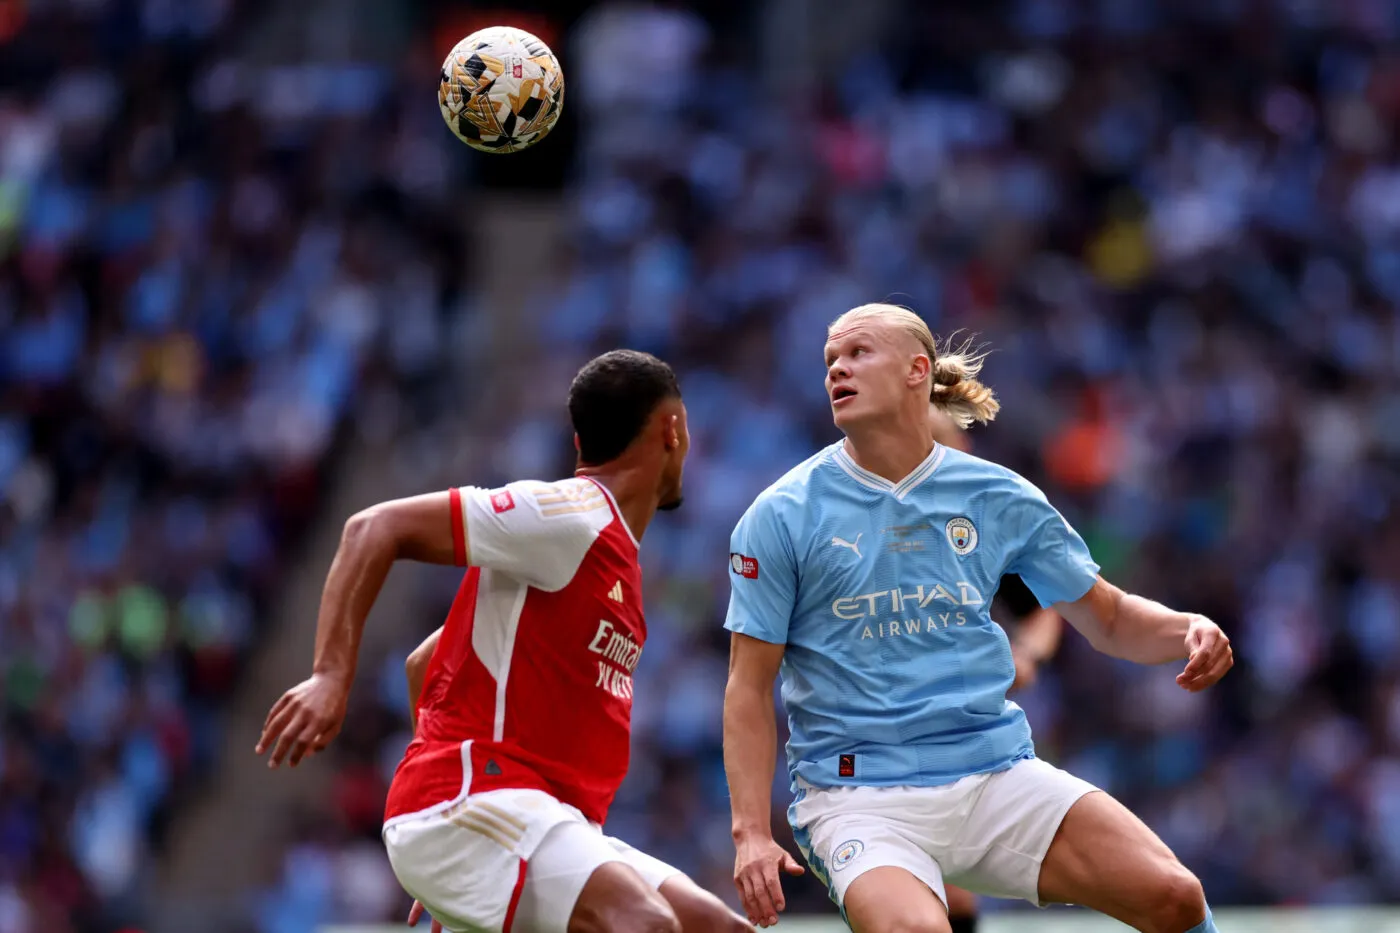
[{"left": 438, "top": 26, "right": 565, "bottom": 154}]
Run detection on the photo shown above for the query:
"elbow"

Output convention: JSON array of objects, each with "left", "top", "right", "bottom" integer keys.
[
  {"left": 344, "top": 505, "right": 397, "bottom": 556},
  {"left": 1085, "top": 623, "right": 1117, "bottom": 657},
  {"left": 343, "top": 506, "right": 377, "bottom": 545},
  {"left": 723, "top": 675, "right": 774, "bottom": 720}
]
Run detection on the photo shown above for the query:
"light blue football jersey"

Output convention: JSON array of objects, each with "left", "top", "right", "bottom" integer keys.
[{"left": 724, "top": 441, "right": 1100, "bottom": 790}]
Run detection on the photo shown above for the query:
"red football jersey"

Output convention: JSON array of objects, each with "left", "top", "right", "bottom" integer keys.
[{"left": 384, "top": 477, "right": 645, "bottom": 827}]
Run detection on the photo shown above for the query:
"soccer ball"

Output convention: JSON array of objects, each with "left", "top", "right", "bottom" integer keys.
[{"left": 439, "top": 26, "right": 565, "bottom": 154}]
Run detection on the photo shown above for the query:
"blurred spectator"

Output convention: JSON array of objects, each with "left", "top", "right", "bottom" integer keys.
[
  {"left": 12, "top": 0, "right": 1400, "bottom": 930},
  {"left": 1, "top": 1, "right": 467, "bottom": 930}
]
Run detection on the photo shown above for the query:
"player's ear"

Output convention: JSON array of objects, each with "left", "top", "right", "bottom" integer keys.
[
  {"left": 908, "top": 353, "right": 931, "bottom": 390},
  {"left": 662, "top": 414, "right": 679, "bottom": 451},
  {"left": 573, "top": 433, "right": 581, "bottom": 453}
]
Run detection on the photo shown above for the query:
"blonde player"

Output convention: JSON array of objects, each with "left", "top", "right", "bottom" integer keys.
[{"left": 723, "top": 304, "right": 1232, "bottom": 933}]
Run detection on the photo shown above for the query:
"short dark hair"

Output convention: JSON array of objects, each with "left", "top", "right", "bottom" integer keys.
[{"left": 569, "top": 350, "right": 682, "bottom": 464}]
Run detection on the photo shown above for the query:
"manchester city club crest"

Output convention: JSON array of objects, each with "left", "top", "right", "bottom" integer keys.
[
  {"left": 831, "top": 839, "right": 864, "bottom": 871},
  {"left": 945, "top": 517, "right": 978, "bottom": 556}
]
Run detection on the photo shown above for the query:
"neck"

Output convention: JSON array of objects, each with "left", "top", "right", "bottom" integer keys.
[
  {"left": 574, "top": 460, "right": 660, "bottom": 542},
  {"left": 842, "top": 419, "right": 934, "bottom": 485}
]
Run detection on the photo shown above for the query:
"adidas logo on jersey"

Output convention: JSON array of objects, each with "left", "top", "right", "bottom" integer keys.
[{"left": 608, "top": 581, "right": 624, "bottom": 603}]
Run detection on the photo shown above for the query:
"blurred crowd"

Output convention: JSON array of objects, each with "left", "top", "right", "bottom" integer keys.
[
  {"left": 0, "top": 1, "right": 470, "bottom": 931},
  {"left": 9, "top": 0, "right": 1400, "bottom": 931},
  {"left": 508, "top": 0, "right": 1400, "bottom": 914}
]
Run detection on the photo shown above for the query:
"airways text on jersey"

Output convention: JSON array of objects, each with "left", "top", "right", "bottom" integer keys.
[{"left": 833, "top": 581, "right": 987, "bottom": 640}]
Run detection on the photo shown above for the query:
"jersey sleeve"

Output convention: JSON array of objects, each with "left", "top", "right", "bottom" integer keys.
[
  {"left": 723, "top": 496, "right": 798, "bottom": 645},
  {"left": 453, "top": 479, "right": 611, "bottom": 592},
  {"left": 1004, "top": 483, "right": 1100, "bottom": 608}
]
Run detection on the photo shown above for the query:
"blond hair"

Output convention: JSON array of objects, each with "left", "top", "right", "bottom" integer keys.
[{"left": 829, "top": 303, "right": 1000, "bottom": 429}]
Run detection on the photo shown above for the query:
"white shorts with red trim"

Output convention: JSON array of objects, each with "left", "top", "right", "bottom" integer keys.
[{"left": 383, "top": 787, "right": 680, "bottom": 933}]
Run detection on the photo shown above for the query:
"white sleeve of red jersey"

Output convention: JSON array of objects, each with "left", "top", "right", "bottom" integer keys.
[{"left": 451, "top": 478, "right": 615, "bottom": 592}]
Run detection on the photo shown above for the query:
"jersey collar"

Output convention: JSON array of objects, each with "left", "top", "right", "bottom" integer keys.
[
  {"left": 580, "top": 476, "right": 640, "bottom": 548},
  {"left": 833, "top": 442, "right": 946, "bottom": 501}
]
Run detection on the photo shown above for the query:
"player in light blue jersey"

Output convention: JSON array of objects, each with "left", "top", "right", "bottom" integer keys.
[
  {"left": 928, "top": 406, "right": 1065, "bottom": 933},
  {"left": 722, "top": 304, "right": 1233, "bottom": 933}
]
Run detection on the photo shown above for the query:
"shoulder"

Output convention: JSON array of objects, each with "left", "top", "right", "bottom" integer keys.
[
  {"left": 511, "top": 477, "right": 608, "bottom": 510},
  {"left": 937, "top": 447, "right": 1048, "bottom": 504},
  {"left": 473, "top": 477, "right": 614, "bottom": 529},
  {"left": 736, "top": 444, "right": 843, "bottom": 528}
]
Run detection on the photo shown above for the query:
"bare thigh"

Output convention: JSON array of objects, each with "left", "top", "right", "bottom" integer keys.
[
  {"left": 844, "top": 867, "right": 951, "bottom": 933},
  {"left": 568, "top": 861, "right": 679, "bottom": 933},
  {"left": 1037, "top": 791, "right": 1207, "bottom": 933}
]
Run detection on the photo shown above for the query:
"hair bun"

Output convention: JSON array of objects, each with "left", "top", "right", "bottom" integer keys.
[{"left": 932, "top": 360, "right": 963, "bottom": 387}]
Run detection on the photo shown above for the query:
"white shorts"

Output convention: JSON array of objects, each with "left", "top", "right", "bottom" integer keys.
[
  {"left": 789, "top": 758, "right": 1098, "bottom": 912},
  {"left": 383, "top": 788, "right": 681, "bottom": 933}
]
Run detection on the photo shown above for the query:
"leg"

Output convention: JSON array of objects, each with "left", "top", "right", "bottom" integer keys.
[
  {"left": 844, "top": 867, "right": 951, "bottom": 933},
  {"left": 604, "top": 834, "right": 751, "bottom": 933},
  {"left": 659, "top": 875, "right": 753, "bottom": 933},
  {"left": 1037, "top": 791, "right": 1209, "bottom": 933},
  {"left": 512, "top": 821, "right": 681, "bottom": 933},
  {"left": 568, "top": 862, "right": 681, "bottom": 933},
  {"left": 793, "top": 807, "right": 950, "bottom": 933},
  {"left": 943, "top": 885, "right": 978, "bottom": 933}
]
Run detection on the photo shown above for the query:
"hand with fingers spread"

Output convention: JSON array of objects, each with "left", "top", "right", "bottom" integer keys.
[
  {"left": 733, "top": 832, "right": 805, "bottom": 928},
  {"left": 255, "top": 671, "right": 350, "bottom": 768},
  {"left": 407, "top": 899, "right": 441, "bottom": 932},
  {"left": 1176, "top": 616, "right": 1233, "bottom": 692}
]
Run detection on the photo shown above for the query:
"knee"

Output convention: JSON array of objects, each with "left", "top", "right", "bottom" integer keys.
[
  {"left": 1147, "top": 864, "right": 1206, "bottom": 933},
  {"left": 877, "top": 917, "right": 952, "bottom": 933},
  {"left": 676, "top": 895, "right": 749, "bottom": 933},
  {"left": 626, "top": 900, "right": 683, "bottom": 933},
  {"left": 699, "top": 904, "right": 752, "bottom": 933},
  {"left": 573, "top": 895, "right": 681, "bottom": 933}
]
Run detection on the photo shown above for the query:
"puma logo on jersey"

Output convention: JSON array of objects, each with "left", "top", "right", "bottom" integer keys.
[
  {"left": 608, "top": 581, "right": 624, "bottom": 603},
  {"left": 830, "top": 533, "right": 863, "bottom": 558}
]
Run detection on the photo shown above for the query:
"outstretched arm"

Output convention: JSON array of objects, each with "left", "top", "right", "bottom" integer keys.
[
  {"left": 725, "top": 633, "right": 804, "bottom": 928},
  {"left": 1055, "top": 577, "right": 1233, "bottom": 691},
  {"left": 406, "top": 626, "right": 443, "bottom": 734},
  {"left": 257, "top": 492, "right": 460, "bottom": 768}
]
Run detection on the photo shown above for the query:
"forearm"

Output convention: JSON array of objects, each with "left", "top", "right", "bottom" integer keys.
[
  {"left": 724, "top": 680, "right": 779, "bottom": 841},
  {"left": 1098, "top": 592, "right": 1192, "bottom": 664},
  {"left": 311, "top": 510, "right": 401, "bottom": 685}
]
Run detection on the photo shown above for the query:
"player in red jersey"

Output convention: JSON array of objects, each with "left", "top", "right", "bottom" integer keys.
[{"left": 256, "top": 351, "right": 751, "bottom": 933}]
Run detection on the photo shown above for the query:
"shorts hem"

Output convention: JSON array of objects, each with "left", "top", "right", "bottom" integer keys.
[
  {"left": 830, "top": 858, "right": 948, "bottom": 913},
  {"left": 1029, "top": 786, "right": 1102, "bottom": 908}
]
